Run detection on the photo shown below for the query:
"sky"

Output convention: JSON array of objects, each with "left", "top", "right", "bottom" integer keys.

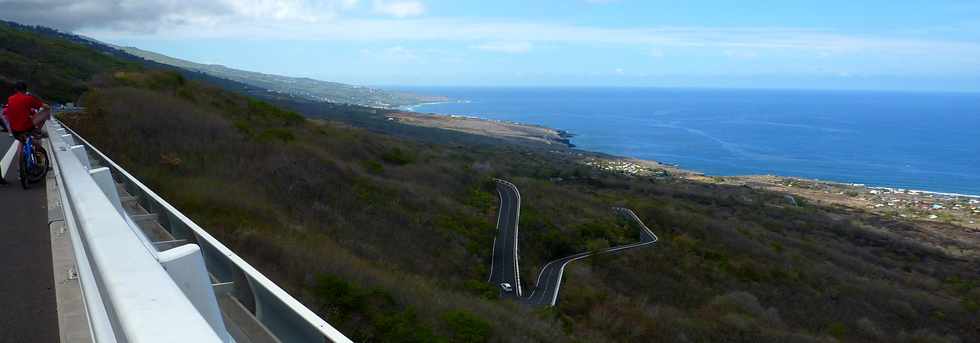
[{"left": 3, "top": 0, "right": 980, "bottom": 91}]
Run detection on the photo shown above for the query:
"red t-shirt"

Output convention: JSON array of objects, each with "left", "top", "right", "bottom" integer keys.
[{"left": 4, "top": 92, "right": 44, "bottom": 132}]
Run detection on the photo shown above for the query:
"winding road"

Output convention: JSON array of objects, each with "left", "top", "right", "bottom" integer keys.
[
  {"left": 487, "top": 179, "right": 658, "bottom": 306},
  {"left": 488, "top": 179, "right": 523, "bottom": 298}
]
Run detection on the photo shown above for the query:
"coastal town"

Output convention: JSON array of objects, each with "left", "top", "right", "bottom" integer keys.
[
  {"left": 576, "top": 154, "right": 980, "bottom": 231},
  {"left": 581, "top": 157, "right": 669, "bottom": 177},
  {"left": 738, "top": 175, "right": 980, "bottom": 229}
]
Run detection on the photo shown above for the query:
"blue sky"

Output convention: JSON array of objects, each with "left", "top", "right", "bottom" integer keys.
[{"left": 8, "top": 0, "right": 980, "bottom": 91}]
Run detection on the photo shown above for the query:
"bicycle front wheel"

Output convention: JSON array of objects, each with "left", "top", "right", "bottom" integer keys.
[{"left": 26, "top": 145, "right": 49, "bottom": 183}]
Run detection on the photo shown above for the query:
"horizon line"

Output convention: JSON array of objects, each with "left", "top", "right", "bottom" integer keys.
[{"left": 375, "top": 84, "right": 980, "bottom": 94}]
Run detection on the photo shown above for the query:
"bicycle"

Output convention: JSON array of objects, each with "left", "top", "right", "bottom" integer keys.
[{"left": 17, "top": 131, "right": 49, "bottom": 189}]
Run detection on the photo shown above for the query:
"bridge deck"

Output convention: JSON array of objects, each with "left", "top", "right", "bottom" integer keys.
[{"left": 0, "top": 134, "right": 59, "bottom": 342}]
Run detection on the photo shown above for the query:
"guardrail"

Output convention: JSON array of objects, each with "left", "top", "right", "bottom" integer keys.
[
  {"left": 48, "top": 119, "right": 351, "bottom": 343},
  {"left": 48, "top": 121, "right": 226, "bottom": 342}
]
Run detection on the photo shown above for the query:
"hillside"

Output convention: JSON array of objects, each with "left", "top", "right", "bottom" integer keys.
[
  {"left": 0, "top": 21, "right": 136, "bottom": 102},
  {"left": 4, "top": 21, "right": 978, "bottom": 342},
  {"left": 121, "top": 46, "right": 446, "bottom": 108}
]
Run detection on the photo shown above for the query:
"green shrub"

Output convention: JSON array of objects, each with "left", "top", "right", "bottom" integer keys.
[
  {"left": 313, "top": 274, "right": 368, "bottom": 315},
  {"left": 442, "top": 310, "right": 492, "bottom": 343},
  {"left": 233, "top": 119, "right": 254, "bottom": 136},
  {"left": 247, "top": 99, "right": 304, "bottom": 125},
  {"left": 827, "top": 322, "right": 847, "bottom": 339},
  {"left": 362, "top": 160, "right": 385, "bottom": 174},
  {"left": 463, "top": 185, "right": 495, "bottom": 210},
  {"left": 770, "top": 241, "right": 784, "bottom": 253},
  {"left": 963, "top": 298, "right": 979, "bottom": 313},
  {"left": 257, "top": 128, "right": 295, "bottom": 142},
  {"left": 372, "top": 309, "right": 442, "bottom": 343},
  {"left": 462, "top": 280, "right": 498, "bottom": 300},
  {"left": 381, "top": 147, "right": 416, "bottom": 165},
  {"left": 313, "top": 274, "right": 446, "bottom": 342},
  {"left": 435, "top": 213, "right": 493, "bottom": 256}
]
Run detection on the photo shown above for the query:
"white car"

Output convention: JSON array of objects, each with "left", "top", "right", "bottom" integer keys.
[{"left": 499, "top": 282, "right": 513, "bottom": 292}]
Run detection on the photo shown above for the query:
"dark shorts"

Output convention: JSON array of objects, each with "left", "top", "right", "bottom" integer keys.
[{"left": 11, "top": 129, "right": 32, "bottom": 143}]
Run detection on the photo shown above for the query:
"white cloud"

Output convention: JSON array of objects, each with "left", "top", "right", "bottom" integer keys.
[
  {"left": 378, "top": 45, "right": 420, "bottom": 61},
  {"left": 77, "top": 16, "right": 980, "bottom": 62},
  {"left": 372, "top": 0, "right": 425, "bottom": 18},
  {"left": 359, "top": 45, "right": 467, "bottom": 64},
  {"left": 0, "top": 0, "right": 367, "bottom": 31},
  {"left": 472, "top": 41, "right": 532, "bottom": 53},
  {"left": 723, "top": 49, "right": 759, "bottom": 59},
  {"left": 11, "top": 2, "right": 972, "bottom": 67}
]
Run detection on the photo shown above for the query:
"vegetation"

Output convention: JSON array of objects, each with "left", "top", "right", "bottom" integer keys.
[
  {"left": 0, "top": 20, "right": 136, "bottom": 102},
  {"left": 6, "top": 21, "right": 977, "bottom": 342}
]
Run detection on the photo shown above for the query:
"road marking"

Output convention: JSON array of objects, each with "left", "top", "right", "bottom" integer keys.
[
  {"left": 530, "top": 258, "right": 562, "bottom": 296},
  {"left": 536, "top": 207, "right": 659, "bottom": 306},
  {"left": 550, "top": 252, "right": 593, "bottom": 306},
  {"left": 510, "top": 182, "right": 523, "bottom": 297},
  {"left": 1, "top": 140, "right": 19, "bottom": 179}
]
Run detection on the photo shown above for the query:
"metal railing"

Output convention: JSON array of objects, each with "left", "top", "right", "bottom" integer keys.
[
  {"left": 48, "top": 119, "right": 352, "bottom": 343},
  {"left": 48, "top": 121, "right": 227, "bottom": 342}
]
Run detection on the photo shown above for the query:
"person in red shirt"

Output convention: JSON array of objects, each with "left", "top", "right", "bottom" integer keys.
[
  {"left": 4, "top": 81, "right": 50, "bottom": 142},
  {"left": 2, "top": 82, "right": 50, "bottom": 186}
]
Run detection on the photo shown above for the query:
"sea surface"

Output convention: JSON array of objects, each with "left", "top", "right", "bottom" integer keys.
[{"left": 392, "top": 87, "right": 980, "bottom": 196}]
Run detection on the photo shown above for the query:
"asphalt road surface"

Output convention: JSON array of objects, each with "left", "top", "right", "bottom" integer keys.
[
  {"left": 524, "top": 207, "right": 658, "bottom": 306},
  {"left": 487, "top": 179, "right": 523, "bottom": 298},
  {"left": 487, "top": 178, "right": 658, "bottom": 306},
  {"left": 524, "top": 250, "right": 592, "bottom": 306},
  {"left": 0, "top": 134, "right": 59, "bottom": 342}
]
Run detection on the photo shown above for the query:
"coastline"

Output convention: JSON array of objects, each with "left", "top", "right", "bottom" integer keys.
[
  {"left": 398, "top": 104, "right": 980, "bottom": 203},
  {"left": 388, "top": 109, "right": 575, "bottom": 147},
  {"left": 398, "top": 99, "right": 470, "bottom": 112}
]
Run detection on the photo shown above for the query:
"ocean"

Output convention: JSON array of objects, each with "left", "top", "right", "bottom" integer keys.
[{"left": 391, "top": 87, "right": 980, "bottom": 196}]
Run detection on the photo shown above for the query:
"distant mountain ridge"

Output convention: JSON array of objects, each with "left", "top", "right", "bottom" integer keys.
[{"left": 121, "top": 46, "right": 445, "bottom": 108}]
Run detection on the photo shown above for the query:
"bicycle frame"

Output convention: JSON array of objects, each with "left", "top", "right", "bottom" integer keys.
[{"left": 22, "top": 135, "right": 36, "bottom": 170}]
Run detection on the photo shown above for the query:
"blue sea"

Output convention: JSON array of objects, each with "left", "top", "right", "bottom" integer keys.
[{"left": 392, "top": 87, "right": 980, "bottom": 196}]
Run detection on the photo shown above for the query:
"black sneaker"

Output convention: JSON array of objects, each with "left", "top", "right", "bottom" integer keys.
[{"left": 0, "top": 178, "right": 8, "bottom": 186}]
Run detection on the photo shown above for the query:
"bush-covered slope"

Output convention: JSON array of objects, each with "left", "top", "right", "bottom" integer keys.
[
  {"left": 64, "top": 70, "right": 979, "bottom": 342},
  {"left": 65, "top": 70, "right": 635, "bottom": 341}
]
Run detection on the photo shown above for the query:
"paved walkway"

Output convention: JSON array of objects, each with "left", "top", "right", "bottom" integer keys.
[{"left": 0, "top": 134, "right": 59, "bottom": 342}]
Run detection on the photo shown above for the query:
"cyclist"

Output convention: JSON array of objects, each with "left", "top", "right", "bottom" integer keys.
[
  {"left": 4, "top": 81, "right": 50, "bottom": 142},
  {"left": 2, "top": 82, "right": 50, "bottom": 185}
]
